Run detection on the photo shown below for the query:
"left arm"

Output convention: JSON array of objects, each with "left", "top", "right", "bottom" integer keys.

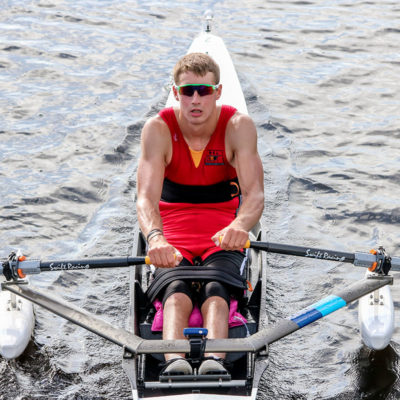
[{"left": 212, "top": 113, "right": 264, "bottom": 250}]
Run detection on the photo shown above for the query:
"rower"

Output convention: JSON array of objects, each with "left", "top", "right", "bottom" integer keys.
[{"left": 136, "top": 51, "right": 264, "bottom": 375}]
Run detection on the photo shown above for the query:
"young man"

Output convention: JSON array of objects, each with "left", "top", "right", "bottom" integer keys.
[{"left": 136, "top": 52, "right": 264, "bottom": 375}]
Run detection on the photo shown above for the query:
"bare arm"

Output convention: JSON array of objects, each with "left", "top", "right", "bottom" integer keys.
[
  {"left": 136, "top": 116, "right": 182, "bottom": 267},
  {"left": 212, "top": 113, "right": 264, "bottom": 250}
]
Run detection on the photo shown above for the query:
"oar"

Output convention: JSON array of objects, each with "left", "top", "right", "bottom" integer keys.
[
  {"left": 1, "top": 254, "right": 150, "bottom": 281},
  {"left": 245, "top": 240, "right": 400, "bottom": 273}
]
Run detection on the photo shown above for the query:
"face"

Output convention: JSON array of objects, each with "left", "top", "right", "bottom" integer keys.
[{"left": 173, "top": 71, "right": 222, "bottom": 125}]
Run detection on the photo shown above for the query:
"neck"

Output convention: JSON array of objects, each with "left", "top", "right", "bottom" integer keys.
[{"left": 176, "top": 106, "right": 220, "bottom": 150}]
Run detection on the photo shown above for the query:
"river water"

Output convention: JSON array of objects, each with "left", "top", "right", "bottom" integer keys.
[{"left": 1, "top": 1, "right": 400, "bottom": 399}]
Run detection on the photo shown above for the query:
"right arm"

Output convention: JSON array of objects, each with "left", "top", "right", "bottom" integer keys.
[{"left": 136, "top": 116, "right": 182, "bottom": 267}]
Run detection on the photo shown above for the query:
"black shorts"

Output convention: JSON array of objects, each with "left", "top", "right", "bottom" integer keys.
[{"left": 159, "top": 250, "right": 245, "bottom": 308}]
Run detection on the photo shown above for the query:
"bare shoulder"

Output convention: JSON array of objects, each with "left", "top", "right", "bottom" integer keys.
[
  {"left": 140, "top": 113, "right": 172, "bottom": 163},
  {"left": 141, "top": 113, "right": 169, "bottom": 139},
  {"left": 230, "top": 110, "right": 255, "bottom": 127},
  {"left": 226, "top": 111, "right": 258, "bottom": 148}
]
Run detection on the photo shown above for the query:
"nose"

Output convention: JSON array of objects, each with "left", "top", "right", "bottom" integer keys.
[{"left": 191, "top": 90, "right": 201, "bottom": 102}]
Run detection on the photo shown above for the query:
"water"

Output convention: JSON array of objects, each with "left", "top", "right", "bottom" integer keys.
[{"left": 1, "top": 0, "right": 400, "bottom": 399}]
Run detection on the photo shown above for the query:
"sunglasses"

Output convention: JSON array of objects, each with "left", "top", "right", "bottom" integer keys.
[{"left": 174, "top": 84, "right": 219, "bottom": 97}]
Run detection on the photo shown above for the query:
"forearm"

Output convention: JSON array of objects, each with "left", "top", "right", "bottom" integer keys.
[
  {"left": 231, "top": 190, "right": 264, "bottom": 232},
  {"left": 212, "top": 190, "right": 264, "bottom": 250},
  {"left": 136, "top": 197, "right": 163, "bottom": 239}
]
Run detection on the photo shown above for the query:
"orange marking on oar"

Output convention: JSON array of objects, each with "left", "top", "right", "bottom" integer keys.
[
  {"left": 17, "top": 255, "right": 27, "bottom": 278},
  {"left": 368, "top": 249, "right": 378, "bottom": 271},
  {"left": 17, "top": 269, "right": 26, "bottom": 278}
]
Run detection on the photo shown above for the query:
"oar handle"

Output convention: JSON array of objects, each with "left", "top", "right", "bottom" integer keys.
[{"left": 218, "top": 236, "right": 252, "bottom": 249}]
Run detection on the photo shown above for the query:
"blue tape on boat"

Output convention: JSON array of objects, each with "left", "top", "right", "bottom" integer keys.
[{"left": 290, "top": 295, "right": 347, "bottom": 328}]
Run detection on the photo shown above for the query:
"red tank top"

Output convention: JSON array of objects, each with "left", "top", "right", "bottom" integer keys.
[
  {"left": 160, "top": 105, "right": 238, "bottom": 185},
  {"left": 158, "top": 105, "right": 240, "bottom": 262}
]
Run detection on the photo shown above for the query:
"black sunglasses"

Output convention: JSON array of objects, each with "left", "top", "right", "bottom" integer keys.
[{"left": 175, "top": 84, "right": 220, "bottom": 97}]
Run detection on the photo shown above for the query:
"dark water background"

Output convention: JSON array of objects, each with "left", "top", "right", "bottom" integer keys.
[{"left": 1, "top": 0, "right": 400, "bottom": 399}]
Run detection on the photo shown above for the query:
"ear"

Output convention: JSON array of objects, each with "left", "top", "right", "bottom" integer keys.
[
  {"left": 216, "top": 84, "right": 222, "bottom": 100},
  {"left": 172, "top": 85, "right": 179, "bottom": 101}
]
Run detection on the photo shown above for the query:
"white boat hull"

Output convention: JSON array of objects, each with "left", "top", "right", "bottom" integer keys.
[
  {"left": 358, "top": 270, "right": 394, "bottom": 350},
  {"left": 0, "top": 288, "right": 35, "bottom": 359}
]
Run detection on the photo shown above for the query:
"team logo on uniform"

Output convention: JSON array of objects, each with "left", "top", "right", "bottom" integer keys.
[{"left": 205, "top": 150, "right": 224, "bottom": 166}]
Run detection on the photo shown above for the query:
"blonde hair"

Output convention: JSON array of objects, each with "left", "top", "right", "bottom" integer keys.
[{"left": 173, "top": 52, "right": 220, "bottom": 85}]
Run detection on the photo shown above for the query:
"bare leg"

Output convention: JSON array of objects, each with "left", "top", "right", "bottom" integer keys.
[
  {"left": 201, "top": 296, "right": 229, "bottom": 359},
  {"left": 163, "top": 292, "right": 193, "bottom": 361}
]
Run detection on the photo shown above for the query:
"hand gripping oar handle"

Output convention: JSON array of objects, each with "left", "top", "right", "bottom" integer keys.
[
  {"left": 245, "top": 240, "right": 400, "bottom": 273},
  {"left": 1, "top": 254, "right": 150, "bottom": 281}
]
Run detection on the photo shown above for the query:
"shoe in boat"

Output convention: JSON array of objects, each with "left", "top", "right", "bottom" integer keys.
[
  {"left": 161, "top": 358, "right": 193, "bottom": 376},
  {"left": 198, "top": 358, "right": 228, "bottom": 375}
]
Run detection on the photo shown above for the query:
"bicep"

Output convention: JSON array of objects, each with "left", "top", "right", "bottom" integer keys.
[
  {"left": 229, "top": 116, "right": 264, "bottom": 196},
  {"left": 236, "top": 151, "right": 264, "bottom": 197},
  {"left": 137, "top": 157, "right": 164, "bottom": 205},
  {"left": 136, "top": 119, "right": 169, "bottom": 205}
]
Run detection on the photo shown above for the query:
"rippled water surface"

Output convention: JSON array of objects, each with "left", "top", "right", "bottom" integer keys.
[{"left": 1, "top": 1, "right": 400, "bottom": 399}]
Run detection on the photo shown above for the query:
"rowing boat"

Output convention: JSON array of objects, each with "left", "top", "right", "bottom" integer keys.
[{"left": 123, "top": 14, "right": 268, "bottom": 399}]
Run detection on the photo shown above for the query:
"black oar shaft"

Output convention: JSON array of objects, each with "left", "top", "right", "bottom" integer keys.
[
  {"left": 248, "top": 241, "right": 355, "bottom": 263},
  {"left": 39, "top": 256, "right": 148, "bottom": 272},
  {"left": 0, "top": 256, "right": 149, "bottom": 279},
  {"left": 247, "top": 241, "right": 400, "bottom": 271}
]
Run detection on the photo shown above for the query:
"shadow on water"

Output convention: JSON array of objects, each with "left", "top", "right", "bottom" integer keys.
[{"left": 351, "top": 344, "right": 399, "bottom": 400}]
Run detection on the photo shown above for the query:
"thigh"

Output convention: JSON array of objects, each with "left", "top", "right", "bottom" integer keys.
[
  {"left": 202, "top": 250, "right": 245, "bottom": 274},
  {"left": 198, "top": 250, "right": 246, "bottom": 306},
  {"left": 156, "top": 256, "right": 194, "bottom": 307},
  {"left": 161, "top": 279, "right": 193, "bottom": 307},
  {"left": 198, "top": 280, "right": 230, "bottom": 308}
]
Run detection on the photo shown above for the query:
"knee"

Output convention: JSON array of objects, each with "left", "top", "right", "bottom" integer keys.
[
  {"left": 202, "top": 295, "right": 228, "bottom": 309},
  {"left": 165, "top": 292, "right": 192, "bottom": 309}
]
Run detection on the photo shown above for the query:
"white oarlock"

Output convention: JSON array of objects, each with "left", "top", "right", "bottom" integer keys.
[{"left": 358, "top": 269, "right": 395, "bottom": 350}]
